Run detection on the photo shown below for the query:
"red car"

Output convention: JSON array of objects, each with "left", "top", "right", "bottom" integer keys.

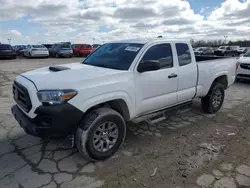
[{"left": 72, "top": 44, "right": 93, "bottom": 57}]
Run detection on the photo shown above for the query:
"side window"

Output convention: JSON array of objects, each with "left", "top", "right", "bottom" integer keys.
[
  {"left": 176, "top": 43, "right": 192, "bottom": 66},
  {"left": 141, "top": 44, "right": 173, "bottom": 69}
]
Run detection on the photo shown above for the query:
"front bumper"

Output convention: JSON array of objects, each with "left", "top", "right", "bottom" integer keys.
[
  {"left": 237, "top": 74, "right": 250, "bottom": 80},
  {"left": 12, "top": 103, "right": 84, "bottom": 138},
  {"left": 237, "top": 64, "right": 250, "bottom": 80}
]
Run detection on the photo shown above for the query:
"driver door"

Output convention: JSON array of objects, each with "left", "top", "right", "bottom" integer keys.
[{"left": 134, "top": 43, "right": 178, "bottom": 116}]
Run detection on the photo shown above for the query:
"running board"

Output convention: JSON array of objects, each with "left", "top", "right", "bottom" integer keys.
[{"left": 132, "top": 101, "right": 192, "bottom": 124}]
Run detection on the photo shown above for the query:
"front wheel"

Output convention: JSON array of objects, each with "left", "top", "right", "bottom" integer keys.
[
  {"left": 76, "top": 107, "right": 126, "bottom": 161},
  {"left": 201, "top": 83, "right": 225, "bottom": 114}
]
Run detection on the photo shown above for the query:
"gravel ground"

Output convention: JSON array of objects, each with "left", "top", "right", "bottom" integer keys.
[{"left": 0, "top": 57, "right": 250, "bottom": 188}]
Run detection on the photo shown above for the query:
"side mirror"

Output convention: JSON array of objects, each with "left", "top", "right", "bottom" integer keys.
[{"left": 137, "top": 60, "right": 161, "bottom": 73}]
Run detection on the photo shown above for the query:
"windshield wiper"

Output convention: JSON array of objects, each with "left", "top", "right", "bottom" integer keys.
[
  {"left": 84, "top": 63, "right": 109, "bottom": 69},
  {"left": 96, "top": 64, "right": 108, "bottom": 68}
]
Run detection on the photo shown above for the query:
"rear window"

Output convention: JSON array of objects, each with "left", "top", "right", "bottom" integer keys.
[
  {"left": 93, "top": 44, "right": 101, "bottom": 48},
  {"left": 72, "top": 44, "right": 81, "bottom": 48},
  {"left": 32, "top": 45, "right": 44, "bottom": 48},
  {"left": 84, "top": 44, "right": 92, "bottom": 48},
  {"left": 176, "top": 43, "right": 192, "bottom": 66},
  {"left": 60, "top": 43, "right": 71, "bottom": 48},
  {"left": 0, "top": 44, "right": 12, "bottom": 50}
]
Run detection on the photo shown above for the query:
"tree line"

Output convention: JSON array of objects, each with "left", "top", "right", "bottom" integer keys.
[{"left": 191, "top": 39, "right": 250, "bottom": 48}]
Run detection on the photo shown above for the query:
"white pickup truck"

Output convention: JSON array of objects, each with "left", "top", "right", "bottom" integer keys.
[{"left": 12, "top": 39, "right": 237, "bottom": 161}]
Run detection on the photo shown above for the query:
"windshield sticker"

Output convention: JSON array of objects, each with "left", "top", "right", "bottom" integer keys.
[{"left": 125, "top": 46, "right": 140, "bottom": 52}]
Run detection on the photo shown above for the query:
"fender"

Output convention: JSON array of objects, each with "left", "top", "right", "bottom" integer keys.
[
  {"left": 203, "top": 71, "right": 228, "bottom": 96},
  {"left": 68, "top": 91, "right": 135, "bottom": 119}
]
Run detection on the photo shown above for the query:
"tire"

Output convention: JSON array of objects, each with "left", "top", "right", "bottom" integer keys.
[
  {"left": 201, "top": 83, "right": 225, "bottom": 114},
  {"left": 76, "top": 107, "right": 126, "bottom": 161}
]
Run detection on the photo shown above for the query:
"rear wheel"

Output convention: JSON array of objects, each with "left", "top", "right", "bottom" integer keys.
[
  {"left": 76, "top": 107, "right": 126, "bottom": 161},
  {"left": 201, "top": 83, "right": 225, "bottom": 114}
]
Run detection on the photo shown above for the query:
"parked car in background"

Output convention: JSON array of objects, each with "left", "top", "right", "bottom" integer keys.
[
  {"left": 15, "top": 45, "right": 27, "bottom": 56},
  {"left": 237, "top": 47, "right": 247, "bottom": 55},
  {"left": 72, "top": 44, "right": 93, "bottom": 57},
  {"left": 23, "top": 45, "right": 49, "bottom": 58},
  {"left": 236, "top": 51, "right": 250, "bottom": 80},
  {"left": 214, "top": 46, "right": 238, "bottom": 57},
  {"left": 43, "top": 44, "right": 53, "bottom": 50},
  {"left": 49, "top": 42, "right": 73, "bottom": 58},
  {"left": 0, "top": 44, "right": 16, "bottom": 59},
  {"left": 194, "top": 47, "right": 214, "bottom": 55},
  {"left": 92, "top": 44, "right": 101, "bottom": 51}
]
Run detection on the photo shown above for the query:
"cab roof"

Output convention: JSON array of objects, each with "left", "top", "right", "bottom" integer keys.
[{"left": 110, "top": 38, "right": 190, "bottom": 44}]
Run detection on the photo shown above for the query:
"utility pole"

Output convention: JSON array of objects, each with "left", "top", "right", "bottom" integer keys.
[
  {"left": 224, "top": 36, "right": 228, "bottom": 44},
  {"left": 7, "top": 38, "right": 11, "bottom": 45}
]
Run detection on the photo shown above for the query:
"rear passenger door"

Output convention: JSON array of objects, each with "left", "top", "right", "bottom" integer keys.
[{"left": 175, "top": 43, "right": 198, "bottom": 103}]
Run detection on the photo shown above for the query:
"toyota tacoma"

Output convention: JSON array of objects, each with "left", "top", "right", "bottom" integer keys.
[{"left": 12, "top": 39, "right": 237, "bottom": 161}]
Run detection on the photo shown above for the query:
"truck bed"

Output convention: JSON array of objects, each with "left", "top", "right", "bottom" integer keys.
[
  {"left": 195, "top": 56, "right": 236, "bottom": 98},
  {"left": 195, "top": 55, "right": 233, "bottom": 62}
]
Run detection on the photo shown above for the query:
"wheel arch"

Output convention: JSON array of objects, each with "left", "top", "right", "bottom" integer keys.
[
  {"left": 70, "top": 92, "right": 134, "bottom": 122},
  {"left": 82, "top": 99, "right": 131, "bottom": 122},
  {"left": 212, "top": 75, "right": 228, "bottom": 90}
]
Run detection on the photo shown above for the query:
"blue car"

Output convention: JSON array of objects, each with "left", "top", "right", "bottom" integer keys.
[{"left": 49, "top": 42, "right": 73, "bottom": 58}]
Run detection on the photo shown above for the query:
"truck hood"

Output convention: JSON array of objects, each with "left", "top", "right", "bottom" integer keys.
[
  {"left": 238, "top": 57, "right": 250, "bottom": 64},
  {"left": 21, "top": 62, "right": 128, "bottom": 90}
]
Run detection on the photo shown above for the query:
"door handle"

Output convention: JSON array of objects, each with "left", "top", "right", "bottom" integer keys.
[{"left": 168, "top": 73, "right": 178, "bottom": 79}]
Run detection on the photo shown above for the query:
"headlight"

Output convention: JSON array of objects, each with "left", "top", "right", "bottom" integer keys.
[{"left": 37, "top": 89, "right": 77, "bottom": 105}]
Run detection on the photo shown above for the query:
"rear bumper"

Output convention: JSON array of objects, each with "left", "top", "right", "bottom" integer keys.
[
  {"left": 0, "top": 53, "right": 16, "bottom": 58},
  {"left": 12, "top": 103, "right": 84, "bottom": 138},
  {"left": 59, "top": 53, "right": 72, "bottom": 57},
  {"left": 31, "top": 53, "right": 49, "bottom": 57}
]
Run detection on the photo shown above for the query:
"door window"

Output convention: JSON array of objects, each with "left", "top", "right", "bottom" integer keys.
[
  {"left": 176, "top": 43, "right": 192, "bottom": 66},
  {"left": 141, "top": 44, "right": 173, "bottom": 69}
]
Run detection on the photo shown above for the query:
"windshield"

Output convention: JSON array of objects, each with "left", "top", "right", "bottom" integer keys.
[
  {"left": 219, "top": 46, "right": 227, "bottom": 50},
  {"left": 197, "top": 48, "right": 205, "bottom": 51},
  {"left": 82, "top": 43, "right": 144, "bottom": 70},
  {"left": 32, "top": 45, "right": 44, "bottom": 48},
  {"left": 244, "top": 52, "right": 250, "bottom": 57}
]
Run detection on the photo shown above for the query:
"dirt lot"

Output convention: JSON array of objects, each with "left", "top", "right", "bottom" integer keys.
[{"left": 1, "top": 57, "right": 250, "bottom": 188}]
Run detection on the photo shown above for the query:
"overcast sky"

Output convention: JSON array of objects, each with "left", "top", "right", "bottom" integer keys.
[{"left": 0, "top": 0, "right": 250, "bottom": 45}]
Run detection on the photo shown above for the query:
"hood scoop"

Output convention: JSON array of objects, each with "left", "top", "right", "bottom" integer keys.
[{"left": 49, "top": 66, "right": 70, "bottom": 72}]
